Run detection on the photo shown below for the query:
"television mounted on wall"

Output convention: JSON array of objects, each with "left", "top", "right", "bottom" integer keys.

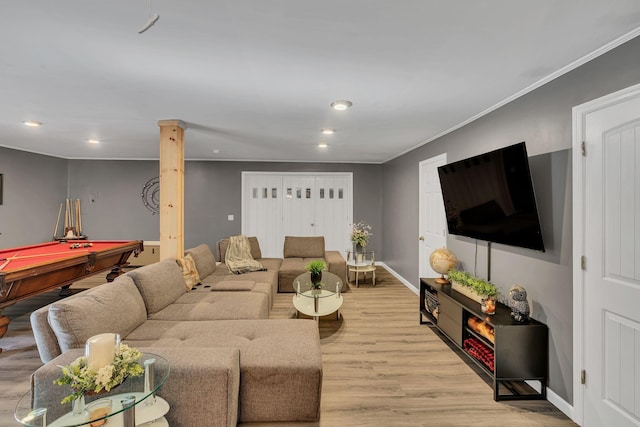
[{"left": 437, "top": 142, "right": 545, "bottom": 252}]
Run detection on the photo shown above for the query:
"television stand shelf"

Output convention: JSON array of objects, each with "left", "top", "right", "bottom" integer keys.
[{"left": 420, "top": 278, "right": 548, "bottom": 401}]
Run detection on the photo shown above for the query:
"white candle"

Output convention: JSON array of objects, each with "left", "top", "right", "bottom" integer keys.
[{"left": 86, "top": 333, "right": 117, "bottom": 371}]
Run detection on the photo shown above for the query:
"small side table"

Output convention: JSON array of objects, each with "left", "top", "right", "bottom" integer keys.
[
  {"left": 346, "top": 251, "right": 376, "bottom": 287},
  {"left": 292, "top": 271, "right": 343, "bottom": 321},
  {"left": 15, "top": 353, "right": 170, "bottom": 427}
]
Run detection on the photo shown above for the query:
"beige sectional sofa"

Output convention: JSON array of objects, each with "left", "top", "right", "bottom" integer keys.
[{"left": 30, "top": 241, "right": 325, "bottom": 426}]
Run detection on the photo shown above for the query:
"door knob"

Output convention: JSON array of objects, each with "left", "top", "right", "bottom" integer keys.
[{"left": 419, "top": 236, "right": 424, "bottom": 241}]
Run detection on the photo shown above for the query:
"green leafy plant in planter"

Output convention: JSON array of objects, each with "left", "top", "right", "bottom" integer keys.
[
  {"left": 447, "top": 268, "right": 498, "bottom": 297},
  {"left": 306, "top": 260, "right": 326, "bottom": 289}
]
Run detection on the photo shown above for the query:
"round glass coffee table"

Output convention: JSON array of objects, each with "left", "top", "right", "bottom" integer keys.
[
  {"left": 15, "top": 353, "right": 170, "bottom": 427},
  {"left": 293, "top": 271, "right": 343, "bottom": 321}
]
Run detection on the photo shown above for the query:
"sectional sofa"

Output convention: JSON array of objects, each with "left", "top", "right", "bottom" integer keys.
[
  {"left": 215, "top": 235, "right": 347, "bottom": 293},
  {"left": 29, "top": 238, "right": 341, "bottom": 426}
]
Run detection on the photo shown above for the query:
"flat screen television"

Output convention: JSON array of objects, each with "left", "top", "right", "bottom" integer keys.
[{"left": 437, "top": 142, "right": 545, "bottom": 252}]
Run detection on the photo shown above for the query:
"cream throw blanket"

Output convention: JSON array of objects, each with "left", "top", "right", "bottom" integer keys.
[{"left": 225, "top": 235, "right": 265, "bottom": 274}]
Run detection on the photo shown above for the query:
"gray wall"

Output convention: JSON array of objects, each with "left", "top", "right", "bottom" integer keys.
[
  {"left": 67, "top": 160, "right": 160, "bottom": 242},
  {"left": 0, "top": 148, "right": 68, "bottom": 247},
  {"left": 66, "top": 160, "right": 383, "bottom": 255},
  {"left": 382, "top": 35, "right": 640, "bottom": 404}
]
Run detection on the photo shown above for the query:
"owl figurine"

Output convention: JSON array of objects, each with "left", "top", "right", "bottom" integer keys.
[{"left": 509, "top": 285, "right": 530, "bottom": 322}]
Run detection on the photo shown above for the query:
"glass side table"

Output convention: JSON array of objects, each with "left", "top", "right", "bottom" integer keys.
[
  {"left": 293, "top": 271, "right": 343, "bottom": 321},
  {"left": 346, "top": 250, "right": 376, "bottom": 287},
  {"left": 15, "top": 353, "right": 171, "bottom": 427}
]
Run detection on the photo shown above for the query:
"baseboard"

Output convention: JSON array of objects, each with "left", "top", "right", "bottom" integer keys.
[
  {"left": 545, "top": 387, "right": 574, "bottom": 422},
  {"left": 380, "top": 262, "right": 575, "bottom": 421},
  {"left": 522, "top": 380, "right": 573, "bottom": 420},
  {"left": 378, "top": 262, "right": 418, "bottom": 295}
]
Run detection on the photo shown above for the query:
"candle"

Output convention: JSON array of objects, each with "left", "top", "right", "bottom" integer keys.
[{"left": 86, "top": 333, "right": 118, "bottom": 371}]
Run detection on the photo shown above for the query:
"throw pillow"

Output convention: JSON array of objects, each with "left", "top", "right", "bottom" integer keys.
[{"left": 176, "top": 253, "right": 201, "bottom": 291}]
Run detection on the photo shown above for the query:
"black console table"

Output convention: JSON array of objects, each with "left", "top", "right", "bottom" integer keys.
[{"left": 420, "top": 278, "right": 548, "bottom": 401}]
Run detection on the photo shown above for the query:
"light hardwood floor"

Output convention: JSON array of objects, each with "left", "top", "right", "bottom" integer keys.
[{"left": 0, "top": 268, "right": 577, "bottom": 427}]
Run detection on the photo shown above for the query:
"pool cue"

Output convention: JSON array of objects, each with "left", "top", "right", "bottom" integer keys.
[
  {"left": 0, "top": 252, "right": 19, "bottom": 270},
  {"left": 0, "top": 249, "right": 90, "bottom": 263},
  {"left": 77, "top": 199, "right": 83, "bottom": 236},
  {"left": 70, "top": 199, "right": 75, "bottom": 235},
  {"left": 64, "top": 199, "right": 70, "bottom": 232},
  {"left": 53, "top": 203, "right": 63, "bottom": 239},
  {"left": 63, "top": 200, "right": 67, "bottom": 231},
  {"left": 76, "top": 199, "right": 82, "bottom": 236}
]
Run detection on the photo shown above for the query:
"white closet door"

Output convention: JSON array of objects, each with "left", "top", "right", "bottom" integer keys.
[
  {"left": 242, "top": 172, "right": 353, "bottom": 258},
  {"left": 314, "top": 175, "right": 352, "bottom": 252},
  {"left": 242, "top": 174, "right": 283, "bottom": 257},
  {"left": 282, "top": 175, "right": 317, "bottom": 238}
]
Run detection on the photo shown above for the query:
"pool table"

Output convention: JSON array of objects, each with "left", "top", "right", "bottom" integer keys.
[{"left": 0, "top": 240, "right": 144, "bottom": 350}]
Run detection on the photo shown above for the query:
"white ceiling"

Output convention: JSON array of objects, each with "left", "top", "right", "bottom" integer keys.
[{"left": 2, "top": 1, "right": 640, "bottom": 163}]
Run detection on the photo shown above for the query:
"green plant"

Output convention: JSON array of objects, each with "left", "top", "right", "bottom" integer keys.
[
  {"left": 306, "top": 260, "right": 326, "bottom": 274},
  {"left": 447, "top": 268, "right": 497, "bottom": 297},
  {"left": 447, "top": 268, "right": 466, "bottom": 285}
]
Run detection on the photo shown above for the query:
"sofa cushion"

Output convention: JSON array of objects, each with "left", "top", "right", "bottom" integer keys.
[
  {"left": 127, "top": 259, "right": 187, "bottom": 315},
  {"left": 185, "top": 244, "right": 217, "bottom": 278},
  {"left": 283, "top": 236, "right": 325, "bottom": 258},
  {"left": 217, "top": 237, "right": 262, "bottom": 262},
  {"left": 192, "top": 280, "right": 274, "bottom": 309},
  {"left": 47, "top": 276, "right": 147, "bottom": 353},
  {"left": 175, "top": 253, "right": 200, "bottom": 290},
  {"left": 149, "top": 292, "right": 269, "bottom": 320}
]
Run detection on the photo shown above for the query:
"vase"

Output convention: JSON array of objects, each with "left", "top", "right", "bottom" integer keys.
[
  {"left": 310, "top": 271, "right": 322, "bottom": 287},
  {"left": 71, "top": 394, "right": 86, "bottom": 416}
]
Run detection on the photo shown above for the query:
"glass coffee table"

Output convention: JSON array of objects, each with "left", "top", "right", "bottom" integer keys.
[
  {"left": 15, "top": 353, "right": 170, "bottom": 427},
  {"left": 293, "top": 271, "right": 343, "bottom": 321}
]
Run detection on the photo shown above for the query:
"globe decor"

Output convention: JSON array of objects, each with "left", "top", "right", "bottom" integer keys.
[{"left": 429, "top": 248, "right": 458, "bottom": 284}]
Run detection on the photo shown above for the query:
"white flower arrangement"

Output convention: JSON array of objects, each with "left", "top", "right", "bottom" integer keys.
[
  {"left": 55, "top": 344, "right": 144, "bottom": 404},
  {"left": 350, "top": 221, "right": 372, "bottom": 248}
]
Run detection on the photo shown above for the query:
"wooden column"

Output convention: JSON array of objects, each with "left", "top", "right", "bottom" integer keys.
[{"left": 158, "top": 120, "right": 185, "bottom": 260}]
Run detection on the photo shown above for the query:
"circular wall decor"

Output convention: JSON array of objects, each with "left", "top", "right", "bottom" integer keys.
[{"left": 141, "top": 177, "right": 160, "bottom": 215}]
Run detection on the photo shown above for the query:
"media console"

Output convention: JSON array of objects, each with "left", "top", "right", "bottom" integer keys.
[{"left": 420, "top": 278, "right": 548, "bottom": 401}]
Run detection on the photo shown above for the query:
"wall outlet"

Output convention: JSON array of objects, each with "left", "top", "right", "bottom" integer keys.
[{"left": 89, "top": 192, "right": 98, "bottom": 203}]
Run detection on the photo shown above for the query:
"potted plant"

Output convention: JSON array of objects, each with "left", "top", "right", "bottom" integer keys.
[
  {"left": 306, "top": 260, "right": 326, "bottom": 289},
  {"left": 447, "top": 268, "right": 498, "bottom": 314}
]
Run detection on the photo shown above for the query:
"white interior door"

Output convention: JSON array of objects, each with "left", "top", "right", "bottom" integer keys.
[
  {"left": 314, "top": 175, "right": 352, "bottom": 252},
  {"left": 243, "top": 172, "right": 353, "bottom": 258},
  {"left": 419, "top": 154, "right": 447, "bottom": 279},
  {"left": 242, "top": 174, "right": 283, "bottom": 257},
  {"left": 282, "top": 175, "right": 317, "bottom": 238},
  {"left": 578, "top": 87, "right": 640, "bottom": 426}
]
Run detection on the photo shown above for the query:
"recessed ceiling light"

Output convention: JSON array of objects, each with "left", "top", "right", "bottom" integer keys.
[
  {"left": 87, "top": 139, "right": 100, "bottom": 144},
  {"left": 23, "top": 120, "right": 42, "bottom": 127},
  {"left": 330, "top": 100, "right": 352, "bottom": 111},
  {"left": 321, "top": 129, "right": 335, "bottom": 135},
  {"left": 318, "top": 143, "right": 328, "bottom": 148}
]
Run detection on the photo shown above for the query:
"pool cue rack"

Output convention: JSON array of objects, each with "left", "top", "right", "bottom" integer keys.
[{"left": 53, "top": 198, "right": 87, "bottom": 241}]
